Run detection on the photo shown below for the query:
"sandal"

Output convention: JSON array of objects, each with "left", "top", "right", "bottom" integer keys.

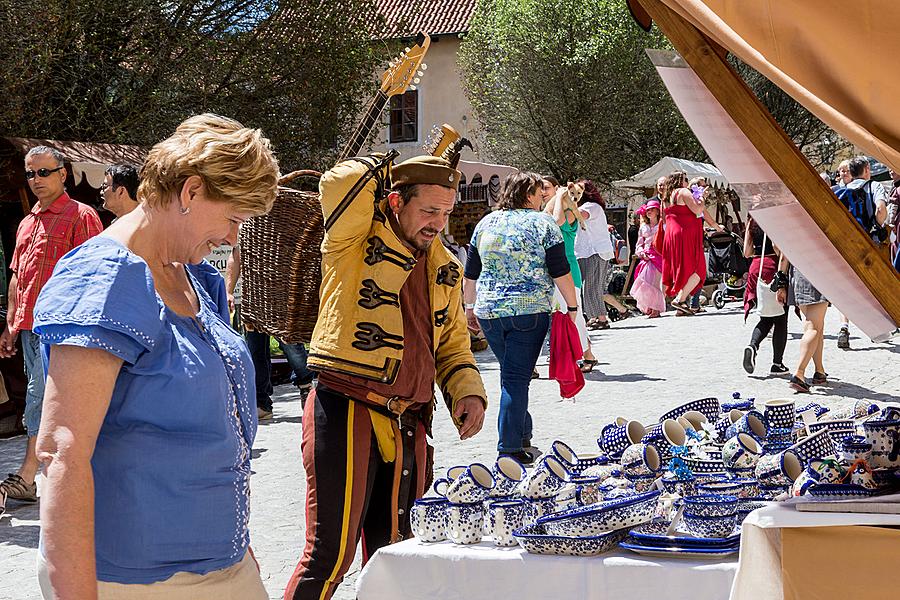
[
  {"left": 671, "top": 300, "right": 693, "bottom": 315},
  {"left": 0, "top": 473, "right": 37, "bottom": 502},
  {"left": 580, "top": 359, "right": 599, "bottom": 373}
]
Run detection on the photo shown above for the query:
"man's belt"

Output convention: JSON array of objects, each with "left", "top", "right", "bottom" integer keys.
[{"left": 317, "top": 383, "right": 421, "bottom": 426}]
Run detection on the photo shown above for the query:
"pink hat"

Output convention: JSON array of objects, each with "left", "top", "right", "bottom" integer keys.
[
  {"left": 645, "top": 199, "right": 661, "bottom": 210},
  {"left": 635, "top": 205, "right": 647, "bottom": 216}
]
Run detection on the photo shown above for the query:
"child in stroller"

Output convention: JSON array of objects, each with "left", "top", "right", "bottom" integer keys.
[{"left": 706, "top": 230, "right": 748, "bottom": 309}]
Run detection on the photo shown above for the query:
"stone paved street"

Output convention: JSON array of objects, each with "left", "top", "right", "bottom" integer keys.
[{"left": 1, "top": 304, "right": 898, "bottom": 599}]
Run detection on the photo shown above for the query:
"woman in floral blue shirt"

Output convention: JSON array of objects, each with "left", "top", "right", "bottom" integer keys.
[{"left": 463, "top": 172, "right": 578, "bottom": 464}]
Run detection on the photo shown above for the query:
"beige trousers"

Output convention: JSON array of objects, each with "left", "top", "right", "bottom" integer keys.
[{"left": 38, "top": 551, "right": 268, "bottom": 600}]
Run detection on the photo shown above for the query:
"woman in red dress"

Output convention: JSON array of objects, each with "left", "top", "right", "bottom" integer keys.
[{"left": 658, "top": 171, "right": 722, "bottom": 315}]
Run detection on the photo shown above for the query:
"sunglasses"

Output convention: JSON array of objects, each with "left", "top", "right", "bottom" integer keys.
[{"left": 25, "top": 167, "right": 64, "bottom": 180}]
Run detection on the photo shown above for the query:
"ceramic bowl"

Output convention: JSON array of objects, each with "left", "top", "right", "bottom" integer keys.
[
  {"left": 660, "top": 397, "right": 721, "bottom": 423},
  {"left": 682, "top": 493, "right": 737, "bottom": 517},
  {"left": 736, "top": 499, "right": 767, "bottom": 522},
  {"left": 683, "top": 457, "right": 726, "bottom": 475},
  {"left": 513, "top": 523, "right": 628, "bottom": 556},
  {"left": 698, "top": 478, "right": 759, "bottom": 499},
  {"left": 758, "top": 483, "right": 790, "bottom": 499},
  {"left": 661, "top": 474, "right": 696, "bottom": 496},
  {"left": 807, "top": 419, "right": 855, "bottom": 436},
  {"left": 537, "top": 490, "right": 660, "bottom": 537},
  {"left": 682, "top": 512, "right": 738, "bottom": 539},
  {"left": 626, "top": 472, "right": 659, "bottom": 493}
]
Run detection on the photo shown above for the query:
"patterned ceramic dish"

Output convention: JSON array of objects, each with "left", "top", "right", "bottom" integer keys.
[
  {"left": 681, "top": 494, "right": 738, "bottom": 517},
  {"left": 736, "top": 500, "right": 767, "bottom": 522},
  {"left": 628, "top": 520, "right": 741, "bottom": 548},
  {"left": 660, "top": 397, "right": 721, "bottom": 423},
  {"left": 513, "top": 523, "right": 628, "bottom": 556},
  {"left": 683, "top": 457, "right": 726, "bottom": 474},
  {"left": 682, "top": 512, "right": 738, "bottom": 539},
  {"left": 807, "top": 419, "right": 855, "bottom": 436},
  {"left": 537, "top": 490, "right": 660, "bottom": 537},
  {"left": 805, "top": 483, "right": 876, "bottom": 500},
  {"left": 789, "top": 430, "right": 837, "bottom": 465},
  {"left": 619, "top": 540, "right": 738, "bottom": 559}
]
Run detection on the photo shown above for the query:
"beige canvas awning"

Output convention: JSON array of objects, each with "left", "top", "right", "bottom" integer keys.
[
  {"left": 3, "top": 137, "right": 146, "bottom": 188},
  {"left": 628, "top": 0, "right": 900, "bottom": 172}
]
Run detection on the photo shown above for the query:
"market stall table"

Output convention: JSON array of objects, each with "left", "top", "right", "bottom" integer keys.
[
  {"left": 356, "top": 536, "right": 738, "bottom": 600},
  {"left": 730, "top": 500, "right": 900, "bottom": 600}
]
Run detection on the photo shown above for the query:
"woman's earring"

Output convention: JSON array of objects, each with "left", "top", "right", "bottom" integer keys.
[{"left": 180, "top": 206, "right": 191, "bottom": 215}]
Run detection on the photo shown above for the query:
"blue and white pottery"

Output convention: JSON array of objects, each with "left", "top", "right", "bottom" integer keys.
[
  {"left": 729, "top": 410, "right": 767, "bottom": 442},
  {"left": 715, "top": 409, "right": 744, "bottom": 443},
  {"left": 725, "top": 466, "right": 756, "bottom": 479},
  {"left": 682, "top": 494, "right": 737, "bottom": 517},
  {"left": 621, "top": 443, "right": 662, "bottom": 477},
  {"left": 600, "top": 420, "right": 646, "bottom": 458},
  {"left": 681, "top": 411, "right": 709, "bottom": 433},
  {"left": 721, "top": 399, "right": 755, "bottom": 412},
  {"left": 805, "top": 459, "right": 844, "bottom": 484},
  {"left": 580, "top": 463, "right": 621, "bottom": 480},
  {"left": 491, "top": 456, "right": 526, "bottom": 497},
  {"left": 698, "top": 477, "right": 759, "bottom": 499},
  {"left": 446, "top": 465, "right": 467, "bottom": 480},
  {"left": 682, "top": 512, "right": 738, "bottom": 539},
  {"left": 446, "top": 501, "right": 484, "bottom": 545},
  {"left": 626, "top": 472, "right": 659, "bottom": 493},
  {"left": 790, "top": 470, "right": 819, "bottom": 496},
  {"left": 661, "top": 474, "right": 696, "bottom": 496},
  {"left": 550, "top": 440, "right": 580, "bottom": 471},
  {"left": 849, "top": 468, "right": 879, "bottom": 491},
  {"left": 806, "top": 483, "right": 875, "bottom": 500},
  {"left": 736, "top": 500, "right": 767, "bottom": 523},
  {"left": 722, "top": 432, "right": 763, "bottom": 470},
  {"left": 537, "top": 490, "right": 660, "bottom": 536},
  {"left": 807, "top": 419, "right": 856, "bottom": 436},
  {"left": 651, "top": 419, "right": 687, "bottom": 457},
  {"left": 432, "top": 478, "right": 450, "bottom": 497},
  {"left": 758, "top": 482, "right": 790, "bottom": 499},
  {"left": 828, "top": 428, "right": 859, "bottom": 447},
  {"left": 789, "top": 429, "right": 837, "bottom": 466},
  {"left": 763, "top": 399, "right": 796, "bottom": 430},
  {"left": 410, "top": 497, "right": 448, "bottom": 542},
  {"left": 691, "top": 472, "right": 728, "bottom": 488},
  {"left": 630, "top": 520, "right": 741, "bottom": 548},
  {"left": 683, "top": 457, "right": 726, "bottom": 475},
  {"left": 795, "top": 402, "right": 829, "bottom": 420},
  {"left": 445, "top": 463, "right": 495, "bottom": 504},
  {"left": 523, "top": 496, "right": 559, "bottom": 521},
  {"left": 755, "top": 449, "right": 804, "bottom": 485},
  {"left": 660, "top": 397, "right": 721, "bottom": 423},
  {"left": 861, "top": 412, "right": 900, "bottom": 468},
  {"left": 518, "top": 455, "right": 570, "bottom": 499},
  {"left": 488, "top": 499, "right": 534, "bottom": 547},
  {"left": 513, "top": 523, "right": 629, "bottom": 556}
]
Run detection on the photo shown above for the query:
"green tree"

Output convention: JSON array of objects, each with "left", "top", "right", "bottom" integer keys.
[
  {"left": 0, "top": 0, "right": 386, "bottom": 171},
  {"left": 459, "top": 0, "right": 705, "bottom": 183}
]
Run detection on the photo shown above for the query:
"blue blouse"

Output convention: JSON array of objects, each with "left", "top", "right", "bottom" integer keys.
[{"left": 33, "top": 236, "right": 256, "bottom": 584}]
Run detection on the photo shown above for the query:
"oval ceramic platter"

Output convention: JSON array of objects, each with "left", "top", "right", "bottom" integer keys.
[
  {"left": 628, "top": 521, "right": 741, "bottom": 549},
  {"left": 619, "top": 541, "right": 739, "bottom": 559},
  {"left": 513, "top": 523, "right": 628, "bottom": 556}
]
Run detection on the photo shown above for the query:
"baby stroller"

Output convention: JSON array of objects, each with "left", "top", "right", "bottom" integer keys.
[{"left": 706, "top": 230, "right": 748, "bottom": 309}]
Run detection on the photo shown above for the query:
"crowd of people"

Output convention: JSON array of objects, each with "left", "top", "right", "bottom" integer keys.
[{"left": 0, "top": 117, "right": 897, "bottom": 599}]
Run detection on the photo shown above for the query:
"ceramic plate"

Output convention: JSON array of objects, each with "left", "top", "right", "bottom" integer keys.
[
  {"left": 513, "top": 523, "right": 628, "bottom": 556},
  {"left": 628, "top": 521, "right": 741, "bottom": 549},
  {"left": 619, "top": 540, "right": 739, "bottom": 559},
  {"left": 805, "top": 483, "right": 876, "bottom": 500}
]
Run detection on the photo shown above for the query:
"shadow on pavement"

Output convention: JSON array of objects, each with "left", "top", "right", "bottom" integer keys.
[
  {"left": 0, "top": 437, "right": 25, "bottom": 474},
  {"left": 0, "top": 521, "right": 40, "bottom": 549},
  {"left": 583, "top": 373, "right": 665, "bottom": 383}
]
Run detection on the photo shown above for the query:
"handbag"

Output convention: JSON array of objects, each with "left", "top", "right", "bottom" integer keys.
[{"left": 755, "top": 233, "right": 784, "bottom": 317}]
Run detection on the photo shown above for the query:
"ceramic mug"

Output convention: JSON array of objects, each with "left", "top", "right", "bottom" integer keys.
[
  {"left": 806, "top": 458, "right": 843, "bottom": 484},
  {"left": 446, "top": 465, "right": 467, "bottom": 480},
  {"left": 620, "top": 443, "right": 662, "bottom": 477},
  {"left": 488, "top": 499, "right": 534, "bottom": 547},
  {"left": 861, "top": 412, "right": 900, "bottom": 469},
  {"left": 447, "top": 501, "right": 484, "bottom": 545},
  {"left": 839, "top": 435, "right": 873, "bottom": 464},
  {"left": 722, "top": 432, "right": 763, "bottom": 470},
  {"left": 755, "top": 449, "right": 804, "bottom": 485},
  {"left": 681, "top": 410, "right": 709, "bottom": 433},
  {"left": 491, "top": 456, "right": 526, "bottom": 497},
  {"left": 518, "top": 455, "right": 570, "bottom": 499},
  {"left": 728, "top": 410, "right": 767, "bottom": 442},
  {"left": 645, "top": 419, "right": 686, "bottom": 458},
  {"left": 432, "top": 478, "right": 450, "bottom": 497},
  {"left": 445, "top": 463, "right": 495, "bottom": 504},
  {"left": 763, "top": 399, "right": 796, "bottom": 430},
  {"left": 714, "top": 409, "right": 744, "bottom": 443},
  {"left": 600, "top": 420, "right": 646, "bottom": 458},
  {"left": 410, "top": 497, "right": 448, "bottom": 542},
  {"left": 627, "top": 472, "right": 659, "bottom": 493},
  {"left": 789, "top": 429, "right": 837, "bottom": 466}
]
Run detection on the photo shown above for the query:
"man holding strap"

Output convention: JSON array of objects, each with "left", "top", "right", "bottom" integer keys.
[{"left": 284, "top": 154, "right": 487, "bottom": 600}]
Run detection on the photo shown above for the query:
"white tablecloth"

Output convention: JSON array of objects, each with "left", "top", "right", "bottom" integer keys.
[
  {"left": 356, "top": 537, "right": 738, "bottom": 600},
  {"left": 729, "top": 502, "right": 900, "bottom": 600}
]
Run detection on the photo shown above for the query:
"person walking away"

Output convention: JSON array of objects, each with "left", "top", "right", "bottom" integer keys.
[
  {"left": 543, "top": 181, "right": 596, "bottom": 374},
  {"left": 464, "top": 171, "right": 578, "bottom": 462},
  {"left": 630, "top": 200, "right": 665, "bottom": 317},
  {"left": 100, "top": 164, "right": 140, "bottom": 219},
  {"left": 0, "top": 146, "right": 102, "bottom": 504},
  {"left": 34, "top": 114, "right": 279, "bottom": 598},
  {"left": 285, "top": 155, "right": 487, "bottom": 600},
  {"left": 741, "top": 217, "right": 789, "bottom": 376}
]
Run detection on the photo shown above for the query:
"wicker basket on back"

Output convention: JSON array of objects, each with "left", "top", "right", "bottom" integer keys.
[{"left": 238, "top": 179, "right": 323, "bottom": 344}]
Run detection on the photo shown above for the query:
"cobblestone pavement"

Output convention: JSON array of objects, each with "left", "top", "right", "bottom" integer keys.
[{"left": 1, "top": 304, "right": 898, "bottom": 599}]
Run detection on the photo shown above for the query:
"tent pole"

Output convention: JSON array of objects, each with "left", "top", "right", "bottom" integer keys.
[{"left": 636, "top": 0, "right": 900, "bottom": 323}]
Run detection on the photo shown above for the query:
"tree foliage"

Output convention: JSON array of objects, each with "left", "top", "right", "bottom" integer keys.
[
  {"left": 459, "top": 0, "right": 848, "bottom": 182},
  {"left": 459, "top": 0, "right": 705, "bottom": 183},
  {"left": 0, "top": 0, "right": 386, "bottom": 171}
]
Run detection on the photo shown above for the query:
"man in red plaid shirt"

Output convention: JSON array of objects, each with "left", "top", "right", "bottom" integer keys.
[{"left": 0, "top": 146, "right": 103, "bottom": 503}]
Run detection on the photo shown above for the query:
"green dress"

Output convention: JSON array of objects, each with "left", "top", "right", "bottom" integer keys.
[{"left": 559, "top": 217, "right": 582, "bottom": 288}]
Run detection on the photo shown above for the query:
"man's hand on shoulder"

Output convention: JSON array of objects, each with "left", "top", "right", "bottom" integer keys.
[{"left": 453, "top": 395, "right": 485, "bottom": 440}]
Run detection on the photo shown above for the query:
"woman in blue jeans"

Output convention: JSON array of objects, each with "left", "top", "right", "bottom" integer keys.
[{"left": 463, "top": 172, "right": 578, "bottom": 465}]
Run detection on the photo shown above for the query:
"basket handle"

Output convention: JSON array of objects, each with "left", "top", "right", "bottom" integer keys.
[{"left": 279, "top": 169, "right": 323, "bottom": 185}]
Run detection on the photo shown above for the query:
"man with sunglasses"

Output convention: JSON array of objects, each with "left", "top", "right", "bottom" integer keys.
[{"left": 0, "top": 146, "right": 102, "bottom": 504}]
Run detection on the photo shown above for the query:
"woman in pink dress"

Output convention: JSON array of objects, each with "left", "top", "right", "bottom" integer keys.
[{"left": 630, "top": 199, "right": 665, "bottom": 317}]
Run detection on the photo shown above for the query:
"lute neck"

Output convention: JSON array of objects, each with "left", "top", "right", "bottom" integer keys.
[{"left": 339, "top": 90, "right": 389, "bottom": 163}]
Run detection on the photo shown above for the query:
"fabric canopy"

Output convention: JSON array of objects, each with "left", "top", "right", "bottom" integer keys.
[
  {"left": 3, "top": 137, "right": 146, "bottom": 188},
  {"left": 612, "top": 156, "right": 728, "bottom": 190},
  {"left": 628, "top": 0, "right": 900, "bottom": 172}
]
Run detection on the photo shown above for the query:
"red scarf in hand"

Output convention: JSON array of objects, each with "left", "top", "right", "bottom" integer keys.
[{"left": 549, "top": 311, "right": 585, "bottom": 399}]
